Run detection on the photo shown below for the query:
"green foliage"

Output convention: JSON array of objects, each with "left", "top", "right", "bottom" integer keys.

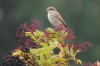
[{"left": 12, "top": 27, "right": 82, "bottom": 66}]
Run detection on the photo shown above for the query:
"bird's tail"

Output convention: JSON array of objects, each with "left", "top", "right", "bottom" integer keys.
[
  {"left": 55, "top": 24, "right": 75, "bottom": 44},
  {"left": 63, "top": 24, "right": 75, "bottom": 44}
]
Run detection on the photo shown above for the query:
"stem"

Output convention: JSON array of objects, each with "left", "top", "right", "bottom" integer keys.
[
  {"left": 26, "top": 53, "right": 39, "bottom": 66},
  {"left": 31, "top": 32, "right": 38, "bottom": 41},
  {"left": 43, "top": 54, "right": 47, "bottom": 60},
  {"left": 75, "top": 56, "right": 78, "bottom": 66}
]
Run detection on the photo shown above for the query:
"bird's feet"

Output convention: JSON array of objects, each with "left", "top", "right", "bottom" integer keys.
[{"left": 54, "top": 24, "right": 64, "bottom": 31}]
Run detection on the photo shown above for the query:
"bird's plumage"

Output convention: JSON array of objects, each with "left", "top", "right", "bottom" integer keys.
[
  {"left": 55, "top": 11, "right": 68, "bottom": 27},
  {"left": 46, "top": 6, "right": 75, "bottom": 40},
  {"left": 47, "top": 10, "right": 62, "bottom": 27},
  {"left": 46, "top": 6, "right": 67, "bottom": 27}
]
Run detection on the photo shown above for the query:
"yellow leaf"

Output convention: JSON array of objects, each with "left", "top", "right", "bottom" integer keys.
[
  {"left": 57, "top": 57, "right": 66, "bottom": 62},
  {"left": 12, "top": 50, "right": 22, "bottom": 56},
  {"left": 75, "top": 49, "right": 81, "bottom": 53},
  {"left": 25, "top": 32, "right": 37, "bottom": 42},
  {"left": 76, "top": 59, "right": 82, "bottom": 65},
  {"left": 54, "top": 41, "right": 59, "bottom": 45},
  {"left": 46, "top": 28, "right": 54, "bottom": 33},
  {"left": 35, "top": 30, "right": 44, "bottom": 37}
]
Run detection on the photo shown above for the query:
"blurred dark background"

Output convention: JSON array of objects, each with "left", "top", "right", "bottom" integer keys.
[{"left": 0, "top": 0, "right": 100, "bottom": 65}]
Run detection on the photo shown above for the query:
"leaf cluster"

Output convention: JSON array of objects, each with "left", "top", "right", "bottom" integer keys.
[{"left": 12, "top": 28, "right": 82, "bottom": 66}]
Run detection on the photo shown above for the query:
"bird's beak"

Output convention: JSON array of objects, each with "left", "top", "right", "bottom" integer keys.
[{"left": 46, "top": 8, "right": 48, "bottom": 11}]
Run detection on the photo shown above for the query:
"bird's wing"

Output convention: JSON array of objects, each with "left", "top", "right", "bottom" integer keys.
[
  {"left": 55, "top": 11, "right": 75, "bottom": 40},
  {"left": 55, "top": 11, "right": 67, "bottom": 27}
]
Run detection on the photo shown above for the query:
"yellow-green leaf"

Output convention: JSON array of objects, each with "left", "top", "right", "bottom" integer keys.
[
  {"left": 76, "top": 59, "right": 82, "bottom": 65},
  {"left": 46, "top": 28, "right": 54, "bottom": 33},
  {"left": 12, "top": 50, "right": 22, "bottom": 56},
  {"left": 35, "top": 30, "right": 44, "bottom": 37}
]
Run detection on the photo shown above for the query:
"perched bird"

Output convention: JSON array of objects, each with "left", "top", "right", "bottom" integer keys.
[
  {"left": 46, "top": 6, "right": 67, "bottom": 28},
  {"left": 46, "top": 6, "right": 74, "bottom": 40}
]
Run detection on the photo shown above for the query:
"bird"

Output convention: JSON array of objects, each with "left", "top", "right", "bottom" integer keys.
[
  {"left": 46, "top": 6, "right": 67, "bottom": 28},
  {"left": 46, "top": 6, "right": 75, "bottom": 40}
]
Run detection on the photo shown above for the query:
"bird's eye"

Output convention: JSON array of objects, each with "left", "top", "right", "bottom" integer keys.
[{"left": 50, "top": 9, "right": 53, "bottom": 10}]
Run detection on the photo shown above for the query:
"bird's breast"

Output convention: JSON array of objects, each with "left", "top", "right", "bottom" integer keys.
[{"left": 48, "top": 12, "right": 62, "bottom": 27}]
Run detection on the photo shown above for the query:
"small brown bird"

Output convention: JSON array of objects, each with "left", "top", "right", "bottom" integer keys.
[
  {"left": 46, "top": 6, "right": 67, "bottom": 28},
  {"left": 46, "top": 6, "right": 74, "bottom": 40}
]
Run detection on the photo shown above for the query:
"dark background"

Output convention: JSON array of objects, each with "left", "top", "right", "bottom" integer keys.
[{"left": 0, "top": 0, "right": 100, "bottom": 65}]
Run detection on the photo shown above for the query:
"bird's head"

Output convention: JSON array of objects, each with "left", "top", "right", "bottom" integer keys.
[{"left": 46, "top": 6, "right": 57, "bottom": 12}]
